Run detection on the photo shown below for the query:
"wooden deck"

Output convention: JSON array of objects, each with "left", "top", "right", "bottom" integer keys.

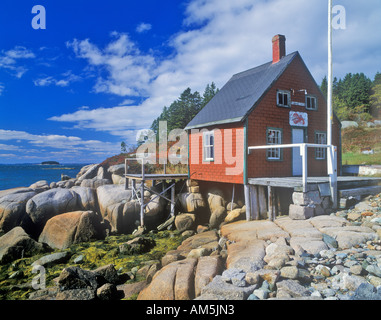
[{"left": 248, "top": 176, "right": 381, "bottom": 191}]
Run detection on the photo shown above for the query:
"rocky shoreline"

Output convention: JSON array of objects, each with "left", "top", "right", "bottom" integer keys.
[{"left": 0, "top": 162, "right": 381, "bottom": 300}]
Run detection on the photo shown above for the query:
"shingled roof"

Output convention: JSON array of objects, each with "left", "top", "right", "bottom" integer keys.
[{"left": 185, "top": 51, "right": 300, "bottom": 130}]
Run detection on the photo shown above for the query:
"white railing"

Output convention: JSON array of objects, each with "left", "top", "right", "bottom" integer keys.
[{"left": 248, "top": 143, "right": 338, "bottom": 207}]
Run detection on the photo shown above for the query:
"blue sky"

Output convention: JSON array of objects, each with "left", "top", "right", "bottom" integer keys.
[{"left": 0, "top": 0, "right": 380, "bottom": 164}]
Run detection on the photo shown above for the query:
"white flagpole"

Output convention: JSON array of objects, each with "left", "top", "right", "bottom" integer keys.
[
  {"left": 327, "top": 0, "right": 337, "bottom": 209},
  {"left": 327, "top": 0, "right": 333, "bottom": 146}
]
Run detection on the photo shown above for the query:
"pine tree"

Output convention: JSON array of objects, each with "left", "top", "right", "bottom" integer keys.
[
  {"left": 202, "top": 82, "right": 219, "bottom": 107},
  {"left": 339, "top": 73, "right": 372, "bottom": 111},
  {"left": 150, "top": 83, "right": 219, "bottom": 134},
  {"left": 320, "top": 76, "right": 328, "bottom": 98},
  {"left": 370, "top": 72, "right": 381, "bottom": 118},
  {"left": 121, "top": 141, "right": 127, "bottom": 153}
]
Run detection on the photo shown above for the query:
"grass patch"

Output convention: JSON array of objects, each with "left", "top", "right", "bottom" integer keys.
[
  {"left": 341, "top": 126, "right": 381, "bottom": 166},
  {"left": 342, "top": 126, "right": 381, "bottom": 154},
  {"left": 342, "top": 152, "right": 381, "bottom": 165}
]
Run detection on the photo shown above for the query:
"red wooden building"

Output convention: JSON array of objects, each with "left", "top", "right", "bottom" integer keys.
[{"left": 185, "top": 35, "right": 341, "bottom": 218}]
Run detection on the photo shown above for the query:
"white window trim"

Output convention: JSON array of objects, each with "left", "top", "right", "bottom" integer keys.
[
  {"left": 315, "top": 132, "right": 327, "bottom": 160},
  {"left": 277, "top": 90, "right": 291, "bottom": 108},
  {"left": 203, "top": 131, "right": 215, "bottom": 162},
  {"left": 306, "top": 95, "right": 318, "bottom": 111},
  {"left": 266, "top": 128, "right": 282, "bottom": 160}
]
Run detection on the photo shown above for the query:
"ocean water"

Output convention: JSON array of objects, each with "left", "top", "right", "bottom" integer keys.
[{"left": 0, "top": 163, "right": 88, "bottom": 191}]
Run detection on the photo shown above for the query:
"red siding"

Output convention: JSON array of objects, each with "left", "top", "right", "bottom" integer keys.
[
  {"left": 247, "top": 55, "right": 341, "bottom": 178},
  {"left": 188, "top": 123, "right": 244, "bottom": 184},
  {"left": 188, "top": 54, "right": 341, "bottom": 184}
]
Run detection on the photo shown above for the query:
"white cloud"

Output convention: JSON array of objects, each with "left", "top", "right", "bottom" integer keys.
[
  {"left": 4, "top": 47, "right": 35, "bottom": 59},
  {"left": 0, "top": 154, "right": 17, "bottom": 158},
  {"left": 0, "top": 46, "right": 35, "bottom": 78},
  {"left": 50, "top": 0, "right": 381, "bottom": 144},
  {"left": 67, "top": 32, "right": 156, "bottom": 97},
  {"left": 136, "top": 23, "right": 152, "bottom": 33},
  {"left": 33, "top": 71, "right": 81, "bottom": 87},
  {"left": 0, "top": 83, "right": 4, "bottom": 95},
  {"left": 0, "top": 129, "right": 119, "bottom": 156},
  {"left": 0, "top": 143, "right": 20, "bottom": 151}
]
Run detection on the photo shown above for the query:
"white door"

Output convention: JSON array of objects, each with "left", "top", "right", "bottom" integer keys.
[{"left": 292, "top": 129, "right": 304, "bottom": 176}]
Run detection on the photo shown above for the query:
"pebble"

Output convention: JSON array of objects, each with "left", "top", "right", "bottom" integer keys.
[
  {"left": 253, "top": 287, "right": 270, "bottom": 300},
  {"left": 213, "top": 194, "right": 381, "bottom": 300},
  {"left": 350, "top": 264, "right": 363, "bottom": 275},
  {"left": 221, "top": 268, "right": 247, "bottom": 287},
  {"left": 322, "top": 288, "right": 336, "bottom": 297},
  {"left": 366, "top": 265, "right": 381, "bottom": 278},
  {"left": 74, "top": 255, "right": 84, "bottom": 264},
  {"left": 336, "top": 253, "right": 348, "bottom": 260}
]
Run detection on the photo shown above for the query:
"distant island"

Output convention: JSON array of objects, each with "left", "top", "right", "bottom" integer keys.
[{"left": 41, "top": 161, "right": 60, "bottom": 165}]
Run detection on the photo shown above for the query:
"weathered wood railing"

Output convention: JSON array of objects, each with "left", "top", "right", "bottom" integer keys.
[{"left": 248, "top": 143, "right": 338, "bottom": 208}]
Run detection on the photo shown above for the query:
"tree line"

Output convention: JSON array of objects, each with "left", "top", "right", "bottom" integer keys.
[
  {"left": 120, "top": 83, "right": 219, "bottom": 152},
  {"left": 150, "top": 82, "right": 219, "bottom": 134},
  {"left": 121, "top": 72, "right": 381, "bottom": 152},
  {"left": 320, "top": 72, "right": 381, "bottom": 121}
]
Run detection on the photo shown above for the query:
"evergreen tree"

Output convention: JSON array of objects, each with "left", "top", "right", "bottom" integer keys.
[
  {"left": 120, "top": 141, "right": 127, "bottom": 153},
  {"left": 370, "top": 72, "right": 381, "bottom": 118},
  {"left": 167, "top": 88, "right": 203, "bottom": 131},
  {"left": 338, "top": 73, "right": 372, "bottom": 111},
  {"left": 320, "top": 76, "right": 327, "bottom": 98},
  {"left": 322, "top": 72, "right": 373, "bottom": 121},
  {"left": 150, "top": 83, "right": 219, "bottom": 134},
  {"left": 202, "top": 82, "right": 219, "bottom": 107}
]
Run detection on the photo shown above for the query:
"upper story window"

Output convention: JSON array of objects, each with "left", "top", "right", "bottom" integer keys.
[
  {"left": 203, "top": 131, "right": 214, "bottom": 161},
  {"left": 306, "top": 95, "right": 318, "bottom": 110},
  {"left": 277, "top": 90, "right": 291, "bottom": 108}
]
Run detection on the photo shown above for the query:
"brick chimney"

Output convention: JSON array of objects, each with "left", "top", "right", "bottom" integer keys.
[{"left": 272, "top": 34, "right": 286, "bottom": 64}]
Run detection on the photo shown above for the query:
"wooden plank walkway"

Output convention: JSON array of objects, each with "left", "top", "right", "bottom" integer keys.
[{"left": 248, "top": 176, "right": 381, "bottom": 190}]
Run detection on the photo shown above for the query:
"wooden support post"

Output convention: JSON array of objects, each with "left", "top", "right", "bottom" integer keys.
[
  {"left": 250, "top": 186, "right": 259, "bottom": 220},
  {"left": 275, "top": 189, "right": 280, "bottom": 217},
  {"left": 230, "top": 184, "right": 235, "bottom": 211},
  {"left": 170, "top": 180, "right": 175, "bottom": 217},
  {"left": 244, "top": 185, "right": 251, "bottom": 221},
  {"left": 132, "top": 179, "right": 136, "bottom": 200},
  {"left": 140, "top": 159, "right": 145, "bottom": 227},
  {"left": 258, "top": 186, "right": 267, "bottom": 219},
  {"left": 267, "top": 186, "right": 273, "bottom": 221},
  {"left": 273, "top": 189, "right": 279, "bottom": 219},
  {"left": 140, "top": 180, "right": 145, "bottom": 227},
  {"left": 267, "top": 186, "right": 277, "bottom": 221},
  {"left": 124, "top": 158, "right": 128, "bottom": 190}
]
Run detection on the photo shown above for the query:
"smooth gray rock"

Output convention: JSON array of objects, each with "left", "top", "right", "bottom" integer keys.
[
  {"left": 289, "top": 204, "right": 314, "bottom": 220},
  {"left": 276, "top": 280, "right": 311, "bottom": 298},
  {"left": 26, "top": 188, "right": 80, "bottom": 231},
  {"left": 0, "top": 227, "right": 46, "bottom": 263},
  {"left": 0, "top": 191, "right": 36, "bottom": 232},
  {"left": 32, "top": 251, "right": 70, "bottom": 268},
  {"left": 350, "top": 283, "right": 381, "bottom": 300},
  {"left": 201, "top": 275, "right": 257, "bottom": 300}
]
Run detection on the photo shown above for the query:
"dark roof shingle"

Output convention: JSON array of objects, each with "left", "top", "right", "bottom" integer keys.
[{"left": 185, "top": 51, "right": 299, "bottom": 129}]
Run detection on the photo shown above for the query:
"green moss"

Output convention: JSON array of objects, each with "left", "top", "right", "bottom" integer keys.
[
  {"left": 0, "top": 230, "right": 184, "bottom": 300},
  {"left": 126, "top": 292, "right": 139, "bottom": 300}
]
